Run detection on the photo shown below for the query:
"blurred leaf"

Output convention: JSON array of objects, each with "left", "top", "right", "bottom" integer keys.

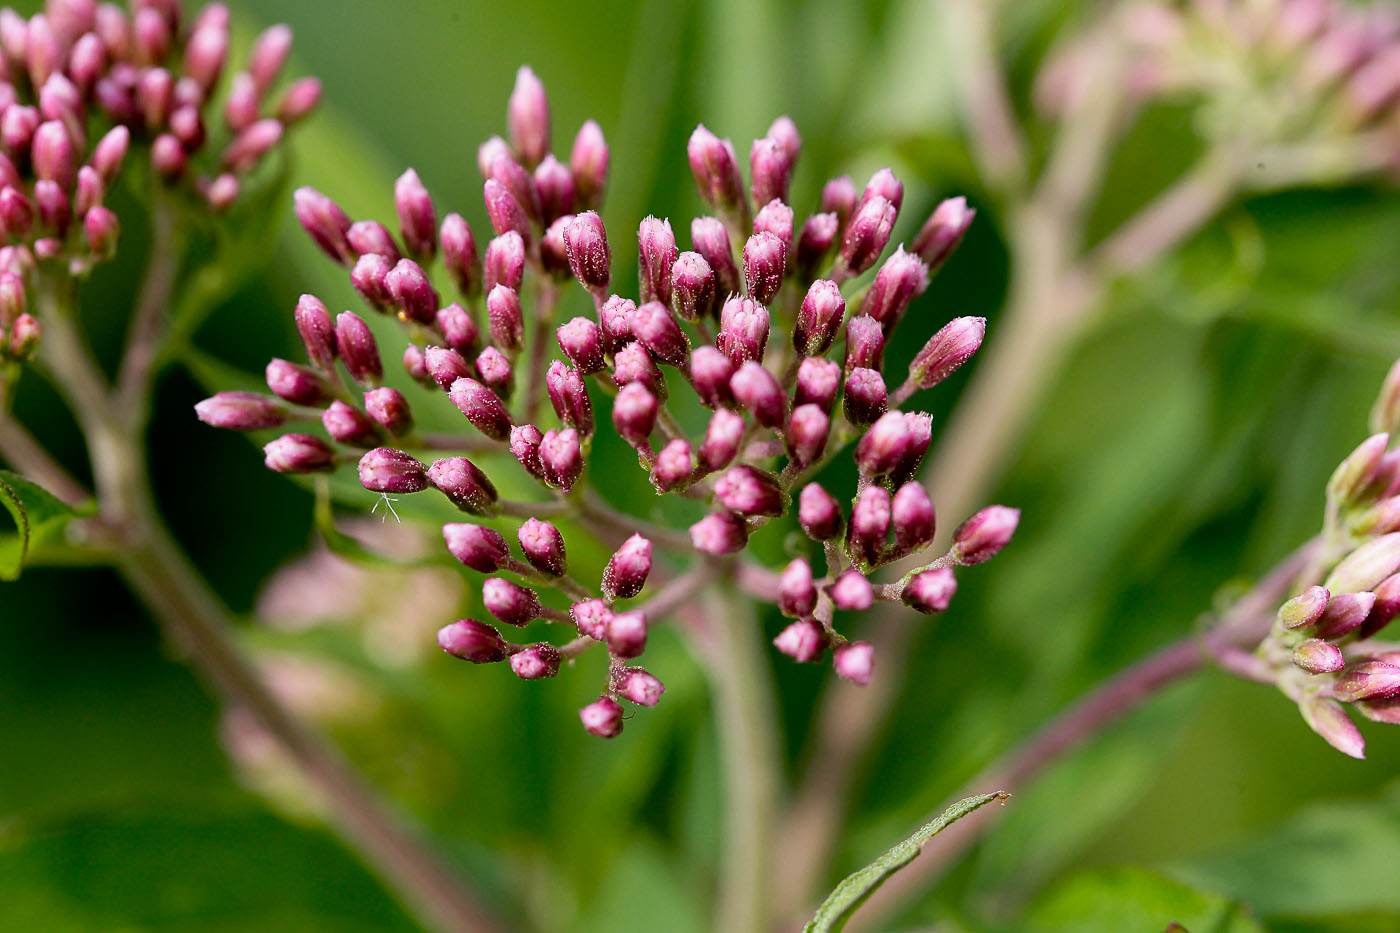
[
  {"left": 805, "top": 792, "right": 1009, "bottom": 933},
  {"left": 0, "top": 807, "right": 417, "bottom": 932},
  {"left": 1022, "top": 866, "right": 1263, "bottom": 933},
  {"left": 0, "top": 470, "right": 83, "bottom": 581},
  {"left": 1168, "top": 782, "right": 1400, "bottom": 921}
]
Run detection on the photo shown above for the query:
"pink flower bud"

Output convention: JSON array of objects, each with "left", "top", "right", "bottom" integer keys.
[
  {"left": 689, "top": 510, "right": 749, "bottom": 554},
  {"left": 1315, "top": 591, "right": 1377, "bottom": 640},
  {"left": 774, "top": 618, "right": 829, "bottom": 662},
  {"left": 612, "top": 341, "right": 666, "bottom": 396},
  {"left": 150, "top": 134, "right": 186, "bottom": 180},
  {"left": 829, "top": 569, "right": 873, "bottom": 610},
  {"left": 476, "top": 347, "right": 513, "bottom": 398},
  {"left": 571, "top": 598, "right": 612, "bottom": 639},
  {"left": 392, "top": 168, "right": 439, "bottom": 256},
  {"left": 671, "top": 251, "right": 716, "bottom": 322},
  {"left": 385, "top": 258, "right": 439, "bottom": 325},
  {"left": 515, "top": 517, "right": 566, "bottom": 577},
  {"left": 754, "top": 199, "right": 795, "bottom": 254},
  {"left": 580, "top": 696, "right": 624, "bottom": 738},
  {"left": 785, "top": 404, "right": 830, "bottom": 469},
  {"left": 195, "top": 391, "right": 287, "bottom": 430},
  {"left": 429, "top": 457, "right": 499, "bottom": 515},
  {"left": 222, "top": 118, "right": 283, "bottom": 173},
  {"left": 69, "top": 33, "right": 107, "bottom": 91},
  {"left": 638, "top": 216, "right": 678, "bottom": 306},
  {"left": 691, "top": 216, "right": 740, "bottom": 296},
  {"left": 90, "top": 126, "right": 129, "bottom": 184},
  {"left": 861, "top": 247, "right": 929, "bottom": 334},
  {"left": 604, "top": 534, "right": 652, "bottom": 600},
  {"left": 483, "top": 577, "right": 544, "bottom": 626},
  {"left": 796, "top": 211, "right": 840, "bottom": 277},
  {"left": 485, "top": 284, "right": 524, "bottom": 352},
  {"left": 688, "top": 124, "right": 745, "bottom": 214},
  {"left": 541, "top": 215, "right": 573, "bottom": 280},
  {"left": 834, "top": 641, "right": 874, "bottom": 686},
  {"left": 433, "top": 304, "right": 479, "bottom": 357},
  {"left": 346, "top": 220, "right": 400, "bottom": 262},
  {"left": 546, "top": 361, "right": 593, "bottom": 435},
  {"left": 264, "top": 433, "right": 336, "bottom": 473},
  {"left": 443, "top": 523, "right": 510, "bottom": 572},
  {"left": 731, "top": 361, "right": 786, "bottom": 428},
  {"left": 849, "top": 486, "right": 892, "bottom": 567},
  {"left": 842, "top": 368, "right": 888, "bottom": 425},
  {"left": 557, "top": 316, "right": 605, "bottom": 374},
  {"left": 891, "top": 412, "right": 933, "bottom": 487},
  {"left": 0, "top": 186, "right": 33, "bottom": 238},
  {"left": 598, "top": 294, "right": 636, "bottom": 355},
  {"left": 0, "top": 272, "right": 23, "bottom": 325},
  {"left": 438, "top": 619, "right": 508, "bottom": 663},
  {"left": 249, "top": 23, "right": 293, "bottom": 92},
  {"left": 265, "top": 358, "right": 328, "bottom": 406},
  {"left": 424, "top": 346, "right": 471, "bottom": 390},
  {"left": 483, "top": 231, "right": 526, "bottom": 294},
  {"left": 335, "top": 311, "right": 382, "bottom": 386},
  {"left": 715, "top": 464, "right": 784, "bottom": 517},
  {"left": 952, "top": 505, "right": 1020, "bottom": 565},
  {"left": 892, "top": 482, "right": 936, "bottom": 553},
  {"left": 612, "top": 382, "right": 658, "bottom": 449},
  {"left": 364, "top": 387, "right": 413, "bottom": 436},
  {"left": 1325, "top": 532, "right": 1400, "bottom": 595},
  {"left": 912, "top": 197, "right": 975, "bottom": 271},
  {"left": 483, "top": 178, "right": 530, "bottom": 242},
  {"left": 292, "top": 295, "right": 336, "bottom": 372},
  {"left": 565, "top": 210, "right": 610, "bottom": 291},
  {"left": 448, "top": 377, "right": 513, "bottom": 441},
  {"left": 794, "top": 357, "right": 841, "bottom": 413},
  {"left": 911, "top": 317, "right": 985, "bottom": 389},
  {"left": 799, "top": 483, "right": 844, "bottom": 541},
  {"left": 793, "top": 280, "right": 845, "bottom": 357},
  {"left": 855, "top": 411, "right": 911, "bottom": 477},
  {"left": 83, "top": 205, "right": 119, "bottom": 258},
  {"left": 294, "top": 187, "right": 352, "bottom": 264},
  {"left": 690, "top": 345, "right": 736, "bottom": 409},
  {"left": 1, "top": 106, "right": 39, "bottom": 157},
  {"left": 358, "top": 447, "right": 429, "bottom": 494},
  {"left": 478, "top": 136, "right": 510, "bottom": 179},
  {"left": 1361, "top": 573, "right": 1400, "bottom": 639},
  {"left": 717, "top": 296, "right": 770, "bottom": 367},
  {"left": 570, "top": 119, "right": 609, "bottom": 210},
  {"left": 34, "top": 180, "right": 71, "bottom": 236},
  {"left": 322, "top": 400, "right": 380, "bottom": 447},
  {"left": 1334, "top": 660, "right": 1400, "bottom": 702},
  {"left": 742, "top": 231, "right": 786, "bottom": 305},
  {"left": 652, "top": 437, "right": 694, "bottom": 491},
  {"left": 488, "top": 154, "right": 542, "bottom": 225},
  {"left": 779, "top": 558, "right": 817, "bottom": 617},
  {"left": 32, "top": 120, "right": 75, "bottom": 189},
  {"left": 750, "top": 137, "right": 794, "bottom": 206},
  {"left": 844, "top": 315, "right": 885, "bottom": 374},
  {"left": 441, "top": 213, "right": 481, "bottom": 297},
  {"left": 278, "top": 76, "right": 321, "bottom": 126},
  {"left": 633, "top": 300, "right": 690, "bottom": 367},
  {"left": 1292, "top": 639, "right": 1345, "bottom": 675},
  {"left": 1301, "top": 696, "right": 1365, "bottom": 758},
  {"left": 183, "top": 20, "right": 228, "bottom": 89},
  {"left": 861, "top": 168, "right": 903, "bottom": 212},
  {"left": 511, "top": 642, "right": 562, "bottom": 680},
  {"left": 509, "top": 424, "right": 546, "bottom": 480},
  {"left": 839, "top": 195, "right": 896, "bottom": 276},
  {"left": 508, "top": 65, "right": 550, "bottom": 168},
  {"left": 539, "top": 428, "right": 583, "bottom": 491},
  {"left": 903, "top": 567, "right": 957, "bottom": 614},
  {"left": 535, "top": 155, "right": 575, "bottom": 223},
  {"left": 607, "top": 610, "right": 648, "bottom": 658},
  {"left": 350, "top": 254, "right": 392, "bottom": 311},
  {"left": 617, "top": 667, "right": 665, "bottom": 706},
  {"left": 1328, "top": 432, "right": 1389, "bottom": 505}
]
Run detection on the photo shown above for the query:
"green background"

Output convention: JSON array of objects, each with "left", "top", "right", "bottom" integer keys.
[{"left": 7, "top": 0, "right": 1400, "bottom": 929}]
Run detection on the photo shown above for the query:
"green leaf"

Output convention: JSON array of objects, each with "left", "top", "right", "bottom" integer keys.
[
  {"left": 804, "top": 792, "right": 1008, "bottom": 933},
  {"left": 0, "top": 470, "right": 81, "bottom": 581},
  {"left": 1022, "top": 866, "right": 1264, "bottom": 933}
]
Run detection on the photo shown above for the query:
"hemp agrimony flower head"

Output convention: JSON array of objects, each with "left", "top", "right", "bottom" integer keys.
[
  {"left": 1241, "top": 361, "right": 1400, "bottom": 758},
  {"left": 199, "top": 66, "right": 1019, "bottom": 737},
  {"left": 1040, "top": 0, "right": 1400, "bottom": 169},
  {"left": 0, "top": 0, "right": 317, "bottom": 364}
]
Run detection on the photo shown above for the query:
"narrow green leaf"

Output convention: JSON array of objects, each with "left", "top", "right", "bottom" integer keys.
[
  {"left": 0, "top": 470, "right": 80, "bottom": 581},
  {"left": 804, "top": 791, "right": 1009, "bottom": 933}
]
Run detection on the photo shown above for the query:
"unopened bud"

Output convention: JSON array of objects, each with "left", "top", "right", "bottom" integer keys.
[
  {"left": 794, "top": 280, "right": 845, "bottom": 356},
  {"left": 1293, "top": 639, "right": 1346, "bottom": 674},
  {"left": 580, "top": 696, "right": 624, "bottom": 738},
  {"left": 910, "top": 317, "right": 985, "bottom": 389},
  {"left": 1328, "top": 433, "right": 1389, "bottom": 505},
  {"left": 838, "top": 195, "right": 896, "bottom": 277},
  {"left": 195, "top": 391, "right": 287, "bottom": 430},
  {"left": 443, "top": 523, "right": 510, "bottom": 572},
  {"left": 903, "top": 567, "right": 957, "bottom": 614},
  {"left": 1315, "top": 591, "right": 1377, "bottom": 640},
  {"left": 830, "top": 570, "right": 874, "bottom": 611},
  {"left": 785, "top": 404, "right": 830, "bottom": 468},
  {"left": 1361, "top": 573, "right": 1400, "bottom": 640},
  {"left": 690, "top": 345, "right": 735, "bottom": 409},
  {"left": 539, "top": 428, "right": 583, "bottom": 491},
  {"left": 753, "top": 199, "right": 794, "bottom": 253},
  {"left": 546, "top": 360, "right": 593, "bottom": 435},
  {"left": 633, "top": 300, "right": 690, "bottom": 367},
  {"left": 951, "top": 505, "right": 1020, "bottom": 565},
  {"left": 612, "top": 382, "right": 658, "bottom": 449},
  {"left": 483, "top": 178, "right": 530, "bottom": 242},
  {"left": 436, "top": 303, "right": 480, "bottom": 356},
  {"left": 441, "top": 213, "right": 481, "bottom": 297},
  {"left": 424, "top": 346, "right": 472, "bottom": 390},
  {"left": 483, "top": 577, "right": 544, "bottom": 626},
  {"left": 671, "top": 251, "right": 717, "bottom": 322},
  {"left": 715, "top": 464, "right": 785, "bottom": 517},
  {"left": 834, "top": 641, "right": 874, "bottom": 686},
  {"left": 393, "top": 169, "right": 437, "bottom": 261},
  {"left": 750, "top": 137, "right": 794, "bottom": 206},
  {"left": 912, "top": 196, "right": 975, "bottom": 271},
  {"left": 842, "top": 368, "right": 888, "bottom": 425},
  {"left": 779, "top": 558, "right": 816, "bottom": 617},
  {"left": 264, "top": 433, "right": 336, "bottom": 473},
  {"left": 535, "top": 155, "right": 575, "bottom": 223},
  {"left": 638, "top": 216, "right": 678, "bottom": 306},
  {"left": 358, "top": 447, "right": 429, "bottom": 494},
  {"left": 688, "top": 125, "right": 746, "bottom": 217},
  {"left": 364, "top": 387, "right": 413, "bottom": 436},
  {"left": 799, "top": 482, "right": 844, "bottom": 541},
  {"left": 861, "top": 247, "right": 929, "bottom": 333},
  {"left": 844, "top": 315, "right": 885, "bottom": 374},
  {"left": 717, "top": 296, "right": 770, "bottom": 367},
  {"left": 511, "top": 643, "right": 562, "bottom": 680},
  {"left": 565, "top": 210, "right": 610, "bottom": 291},
  {"left": 731, "top": 361, "right": 786, "bottom": 428},
  {"left": 265, "top": 358, "right": 329, "bottom": 406},
  {"left": 484, "top": 231, "right": 526, "bottom": 293},
  {"left": 849, "top": 486, "right": 892, "bottom": 567},
  {"left": 335, "top": 311, "right": 382, "bottom": 386},
  {"left": 598, "top": 295, "right": 636, "bottom": 355},
  {"left": 1334, "top": 660, "right": 1400, "bottom": 702},
  {"left": 448, "top": 378, "right": 513, "bottom": 441},
  {"left": 429, "top": 457, "right": 498, "bottom": 515},
  {"left": 570, "top": 120, "right": 609, "bottom": 210},
  {"left": 604, "top": 533, "right": 652, "bottom": 600},
  {"left": 507, "top": 65, "right": 550, "bottom": 168},
  {"left": 606, "top": 610, "right": 648, "bottom": 658},
  {"left": 691, "top": 216, "right": 740, "bottom": 296},
  {"left": 486, "top": 284, "right": 524, "bottom": 352},
  {"left": 571, "top": 598, "right": 612, "bottom": 639},
  {"left": 510, "top": 424, "right": 546, "bottom": 480},
  {"left": 689, "top": 510, "right": 749, "bottom": 554},
  {"left": 1325, "top": 533, "right": 1400, "bottom": 594},
  {"left": 612, "top": 342, "right": 666, "bottom": 397},
  {"left": 652, "top": 438, "right": 694, "bottom": 492},
  {"left": 773, "top": 617, "right": 828, "bottom": 662},
  {"left": 385, "top": 258, "right": 439, "bottom": 325},
  {"left": 476, "top": 347, "right": 513, "bottom": 399},
  {"left": 438, "top": 619, "right": 508, "bottom": 663},
  {"left": 295, "top": 187, "right": 352, "bottom": 264},
  {"left": 698, "top": 408, "right": 744, "bottom": 472},
  {"left": 616, "top": 667, "right": 665, "bottom": 706},
  {"left": 892, "top": 482, "right": 936, "bottom": 553},
  {"left": 557, "top": 316, "right": 605, "bottom": 374},
  {"left": 743, "top": 231, "right": 786, "bottom": 305}
]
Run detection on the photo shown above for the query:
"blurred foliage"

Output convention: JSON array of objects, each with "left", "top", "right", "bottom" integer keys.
[{"left": 6, "top": 0, "right": 1400, "bottom": 930}]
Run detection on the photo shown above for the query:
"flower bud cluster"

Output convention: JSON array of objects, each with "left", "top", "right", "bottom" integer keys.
[
  {"left": 0, "top": 1, "right": 317, "bottom": 365},
  {"left": 1249, "top": 412, "right": 1400, "bottom": 758},
  {"left": 202, "top": 66, "right": 1019, "bottom": 734},
  {"left": 1038, "top": 0, "right": 1400, "bottom": 170}
]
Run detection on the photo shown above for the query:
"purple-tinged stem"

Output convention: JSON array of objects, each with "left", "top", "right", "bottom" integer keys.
[
  {"left": 115, "top": 187, "right": 181, "bottom": 419},
  {"left": 522, "top": 274, "right": 560, "bottom": 424}
]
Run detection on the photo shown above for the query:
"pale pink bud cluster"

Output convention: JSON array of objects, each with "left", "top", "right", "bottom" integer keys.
[{"left": 205, "top": 66, "right": 1019, "bottom": 733}]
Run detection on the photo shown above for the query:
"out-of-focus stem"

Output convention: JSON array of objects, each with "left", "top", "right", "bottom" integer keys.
[
  {"left": 0, "top": 411, "right": 89, "bottom": 506},
  {"left": 116, "top": 188, "right": 182, "bottom": 419},
  {"left": 36, "top": 275, "right": 498, "bottom": 933},
  {"left": 522, "top": 275, "right": 560, "bottom": 424},
  {"left": 944, "top": 0, "right": 1027, "bottom": 194},
  {"left": 688, "top": 587, "right": 780, "bottom": 933},
  {"left": 846, "top": 537, "right": 1320, "bottom": 929}
]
